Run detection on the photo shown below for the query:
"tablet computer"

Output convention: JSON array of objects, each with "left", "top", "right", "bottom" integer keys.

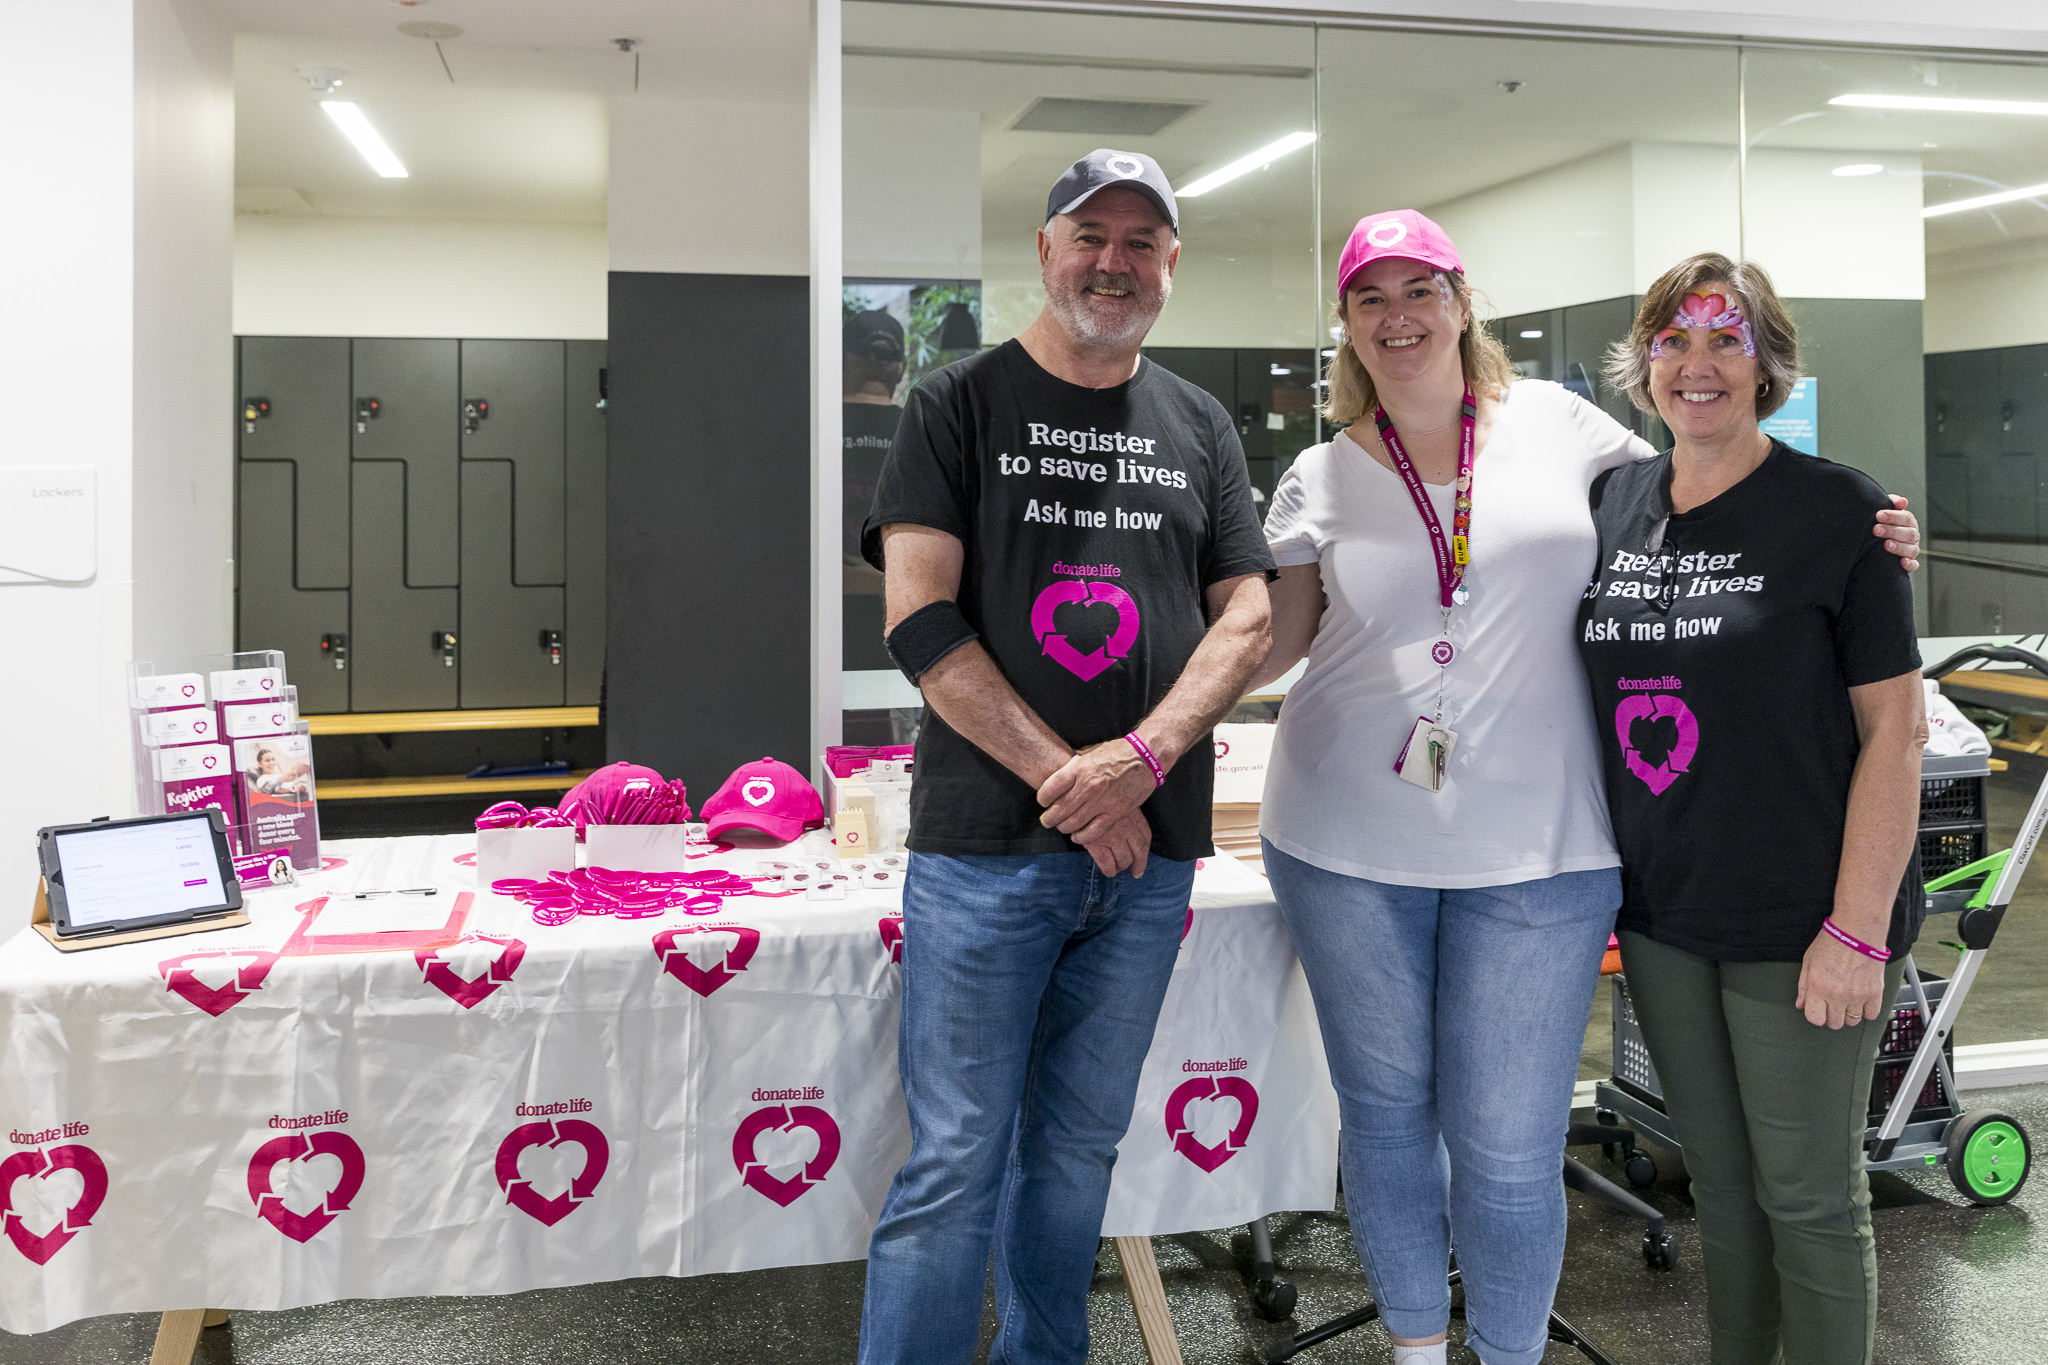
[{"left": 37, "top": 810, "right": 244, "bottom": 938}]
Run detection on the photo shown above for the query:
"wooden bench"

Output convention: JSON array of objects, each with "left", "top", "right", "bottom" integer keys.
[{"left": 305, "top": 707, "right": 600, "bottom": 801}]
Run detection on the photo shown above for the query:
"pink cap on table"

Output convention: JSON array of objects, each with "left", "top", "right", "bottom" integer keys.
[
  {"left": 701, "top": 757, "right": 824, "bottom": 843},
  {"left": 1336, "top": 210, "right": 1464, "bottom": 299},
  {"left": 559, "top": 762, "right": 691, "bottom": 835}
]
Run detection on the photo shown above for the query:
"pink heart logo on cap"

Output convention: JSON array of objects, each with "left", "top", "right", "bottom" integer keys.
[
  {"left": 495, "top": 1119, "right": 608, "bottom": 1226},
  {"left": 1164, "top": 1076, "right": 1260, "bottom": 1173},
  {"left": 246, "top": 1131, "right": 364, "bottom": 1243},
  {"left": 733, "top": 1104, "right": 841, "bottom": 1206},
  {"left": 158, "top": 949, "right": 280, "bottom": 1017},
  {"left": 653, "top": 925, "right": 760, "bottom": 997},
  {"left": 742, "top": 780, "right": 774, "bottom": 807},
  {"left": 0, "top": 1145, "right": 108, "bottom": 1266},
  {"left": 416, "top": 934, "right": 526, "bottom": 1010}
]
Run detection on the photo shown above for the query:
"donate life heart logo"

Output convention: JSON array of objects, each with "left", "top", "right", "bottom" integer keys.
[
  {"left": 416, "top": 934, "right": 526, "bottom": 1009},
  {"left": 157, "top": 949, "right": 280, "bottom": 1017},
  {"left": 878, "top": 916, "right": 903, "bottom": 963},
  {"left": 733, "top": 1105, "right": 841, "bottom": 1207},
  {"left": 1165, "top": 1076, "right": 1259, "bottom": 1173},
  {"left": 202, "top": 754, "right": 218, "bottom": 770},
  {"left": 1614, "top": 693, "right": 1699, "bottom": 796},
  {"left": 0, "top": 1145, "right": 108, "bottom": 1266},
  {"left": 653, "top": 925, "right": 761, "bottom": 996},
  {"left": 181, "top": 683, "right": 196, "bottom": 698},
  {"left": 1030, "top": 579, "right": 1141, "bottom": 682},
  {"left": 495, "top": 1119, "right": 608, "bottom": 1226},
  {"left": 246, "top": 1131, "right": 365, "bottom": 1243},
  {"left": 743, "top": 779, "right": 775, "bottom": 807}
]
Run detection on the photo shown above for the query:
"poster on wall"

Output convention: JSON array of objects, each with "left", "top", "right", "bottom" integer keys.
[{"left": 1760, "top": 376, "right": 1818, "bottom": 455}]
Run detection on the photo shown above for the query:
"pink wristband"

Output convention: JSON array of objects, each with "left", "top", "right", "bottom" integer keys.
[
  {"left": 1821, "top": 918, "right": 1891, "bottom": 962},
  {"left": 1124, "top": 732, "right": 1166, "bottom": 788}
]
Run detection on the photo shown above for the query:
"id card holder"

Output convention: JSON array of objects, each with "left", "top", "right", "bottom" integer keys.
[{"left": 1394, "top": 716, "right": 1459, "bottom": 793}]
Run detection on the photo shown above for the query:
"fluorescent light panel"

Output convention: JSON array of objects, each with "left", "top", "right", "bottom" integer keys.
[
  {"left": 1832, "top": 163, "right": 1884, "bottom": 177},
  {"left": 321, "top": 101, "right": 408, "bottom": 178},
  {"left": 1830, "top": 93, "right": 2048, "bottom": 117},
  {"left": 1924, "top": 181, "right": 2048, "bottom": 218},
  {"left": 1178, "top": 131, "right": 1315, "bottom": 198}
]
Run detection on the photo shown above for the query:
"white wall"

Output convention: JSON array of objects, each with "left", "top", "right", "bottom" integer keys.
[
  {"left": 844, "top": 106, "right": 980, "bottom": 281},
  {"left": 1926, "top": 243, "right": 2048, "bottom": 353},
  {"left": 1734, "top": 149, "right": 1925, "bottom": 300},
  {"left": 135, "top": 0, "right": 234, "bottom": 664},
  {"left": 0, "top": 0, "right": 233, "bottom": 888},
  {"left": 1426, "top": 145, "right": 1636, "bottom": 318},
  {"left": 609, "top": 97, "right": 809, "bottom": 276},
  {"left": 234, "top": 217, "right": 608, "bottom": 339}
]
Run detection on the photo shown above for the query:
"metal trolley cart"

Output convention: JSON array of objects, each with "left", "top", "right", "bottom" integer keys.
[{"left": 1594, "top": 643, "right": 2041, "bottom": 1209}]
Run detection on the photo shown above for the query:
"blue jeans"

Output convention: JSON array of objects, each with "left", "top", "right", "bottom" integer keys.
[
  {"left": 1264, "top": 843, "right": 1619, "bottom": 1365},
  {"left": 859, "top": 850, "right": 1197, "bottom": 1365}
]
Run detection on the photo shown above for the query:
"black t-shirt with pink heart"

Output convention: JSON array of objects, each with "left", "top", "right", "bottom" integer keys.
[
  {"left": 1577, "top": 443, "right": 1923, "bottom": 962},
  {"left": 862, "top": 339, "right": 1273, "bottom": 861}
]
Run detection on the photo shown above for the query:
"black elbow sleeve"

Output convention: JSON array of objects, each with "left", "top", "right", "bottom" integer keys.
[{"left": 885, "top": 600, "right": 980, "bottom": 686}]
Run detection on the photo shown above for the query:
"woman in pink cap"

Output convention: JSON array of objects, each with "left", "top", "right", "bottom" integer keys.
[{"left": 1247, "top": 211, "right": 1919, "bottom": 1365}]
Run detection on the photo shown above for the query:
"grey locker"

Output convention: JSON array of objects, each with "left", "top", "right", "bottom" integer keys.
[
  {"left": 353, "top": 338, "right": 460, "bottom": 586},
  {"left": 350, "top": 461, "right": 460, "bottom": 711},
  {"left": 237, "top": 338, "right": 351, "bottom": 588},
  {"left": 461, "top": 340, "right": 566, "bottom": 585},
  {"left": 460, "top": 461, "right": 565, "bottom": 708},
  {"left": 564, "top": 341, "right": 607, "bottom": 705},
  {"left": 237, "top": 461, "right": 350, "bottom": 713},
  {"left": 1925, "top": 351, "right": 1973, "bottom": 539}
]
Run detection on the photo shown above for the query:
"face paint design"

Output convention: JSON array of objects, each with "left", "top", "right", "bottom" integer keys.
[{"left": 1649, "top": 290, "right": 1756, "bottom": 360}]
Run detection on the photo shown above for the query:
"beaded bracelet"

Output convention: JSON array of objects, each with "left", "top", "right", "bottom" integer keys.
[
  {"left": 1124, "top": 732, "right": 1166, "bottom": 788},
  {"left": 1822, "top": 918, "right": 1891, "bottom": 962}
]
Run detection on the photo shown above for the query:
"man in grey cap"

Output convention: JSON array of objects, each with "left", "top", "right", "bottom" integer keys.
[{"left": 857, "top": 150, "right": 1274, "bottom": 1363}]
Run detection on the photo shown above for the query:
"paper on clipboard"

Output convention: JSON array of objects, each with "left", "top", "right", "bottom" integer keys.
[
  {"left": 281, "top": 893, "right": 471, "bottom": 957},
  {"left": 306, "top": 896, "right": 451, "bottom": 936}
]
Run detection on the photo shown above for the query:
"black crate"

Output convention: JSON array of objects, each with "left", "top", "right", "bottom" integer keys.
[
  {"left": 1919, "top": 772, "right": 1987, "bottom": 827},
  {"left": 1608, "top": 974, "right": 1954, "bottom": 1127},
  {"left": 1919, "top": 826, "right": 1989, "bottom": 880}
]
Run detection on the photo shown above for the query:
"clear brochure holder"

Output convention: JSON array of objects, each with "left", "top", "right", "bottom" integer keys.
[{"left": 127, "top": 649, "right": 321, "bottom": 887}]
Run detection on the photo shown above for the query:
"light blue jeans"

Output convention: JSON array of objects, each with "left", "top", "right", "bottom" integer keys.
[
  {"left": 858, "top": 849, "right": 1197, "bottom": 1365},
  {"left": 1264, "top": 843, "right": 1620, "bottom": 1365}
]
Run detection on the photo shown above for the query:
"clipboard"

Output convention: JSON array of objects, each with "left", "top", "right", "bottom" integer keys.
[{"left": 279, "top": 893, "right": 471, "bottom": 957}]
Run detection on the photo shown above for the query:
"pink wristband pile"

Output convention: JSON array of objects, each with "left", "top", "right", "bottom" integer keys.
[
  {"left": 1821, "top": 918, "right": 1891, "bottom": 962},
  {"left": 1124, "top": 732, "right": 1166, "bottom": 788},
  {"left": 491, "top": 866, "right": 767, "bottom": 926},
  {"left": 476, "top": 801, "right": 574, "bottom": 831}
]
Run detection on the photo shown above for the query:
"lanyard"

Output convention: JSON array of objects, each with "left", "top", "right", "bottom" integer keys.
[{"left": 1374, "top": 390, "right": 1478, "bottom": 610}]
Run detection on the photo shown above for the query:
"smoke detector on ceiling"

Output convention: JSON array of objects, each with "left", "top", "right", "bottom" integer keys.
[
  {"left": 398, "top": 21, "right": 463, "bottom": 40},
  {"left": 296, "top": 65, "right": 346, "bottom": 94}
]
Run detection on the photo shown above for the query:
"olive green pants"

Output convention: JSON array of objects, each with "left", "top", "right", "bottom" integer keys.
[{"left": 1618, "top": 931, "right": 1906, "bottom": 1365}]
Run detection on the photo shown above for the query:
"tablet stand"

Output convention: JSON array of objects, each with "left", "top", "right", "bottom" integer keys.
[{"left": 29, "top": 878, "right": 248, "bottom": 954}]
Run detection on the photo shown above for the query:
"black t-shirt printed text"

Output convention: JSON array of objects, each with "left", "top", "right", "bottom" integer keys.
[
  {"left": 863, "top": 340, "right": 1274, "bottom": 861},
  {"left": 1576, "top": 444, "right": 1922, "bottom": 961}
]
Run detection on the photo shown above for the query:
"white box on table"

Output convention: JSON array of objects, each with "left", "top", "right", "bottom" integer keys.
[
  {"left": 1211, "top": 722, "right": 1275, "bottom": 804},
  {"left": 584, "top": 824, "right": 697, "bottom": 872},
  {"left": 476, "top": 826, "right": 577, "bottom": 886}
]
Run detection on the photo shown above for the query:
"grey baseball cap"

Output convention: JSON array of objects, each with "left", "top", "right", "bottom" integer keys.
[{"left": 1045, "top": 149, "right": 1178, "bottom": 233}]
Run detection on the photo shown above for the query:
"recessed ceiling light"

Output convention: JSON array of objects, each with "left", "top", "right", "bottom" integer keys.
[
  {"left": 320, "top": 102, "right": 408, "bottom": 179},
  {"left": 1832, "top": 163, "right": 1885, "bottom": 177},
  {"left": 1831, "top": 93, "right": 2048, "bottom": 116},
  {"left": 1923, "top": 180, "right": 2048, "bottom": 218},
  {"left": 1177, "top": 131, "right": 1316, "bottom": 198},
  {"left": 1520, "top": 330, "right": 1544, "bottom": 338}
]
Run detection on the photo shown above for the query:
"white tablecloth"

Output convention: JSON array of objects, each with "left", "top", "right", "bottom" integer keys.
[{"left": 0, "top": 835, "right": 1335, "bottom": 1333}]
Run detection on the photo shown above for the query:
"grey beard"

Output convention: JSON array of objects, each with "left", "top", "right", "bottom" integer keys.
[{"left": 1043, "top": 276, "right": 1170, "bottom": 350}]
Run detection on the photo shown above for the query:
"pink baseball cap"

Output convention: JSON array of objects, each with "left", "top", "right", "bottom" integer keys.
[
  {"left": 559, "top": 762, "right": 692, "bottom": 836},
  {"left": 702, "top": 757, "right": 825, "bottom": 843},
  {"left": 1336, "top": 210, "right": 1464, "bottom": 299}
]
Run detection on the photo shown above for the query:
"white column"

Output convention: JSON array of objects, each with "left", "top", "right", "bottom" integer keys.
[{"left": 810, "top": 0, "right": 845, "bottom": 776}]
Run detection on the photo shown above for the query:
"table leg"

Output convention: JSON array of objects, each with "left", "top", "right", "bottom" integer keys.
[
  {"left": 149, "top": 1309, "right": 206, "bottom": 1365},
  {"left": 1114, "top": 1235, "right": 1185, "bottom": 1365}
]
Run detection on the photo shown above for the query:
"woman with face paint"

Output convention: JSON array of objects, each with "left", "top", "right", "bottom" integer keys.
[
  {"left": 1248, "top": 217, "right": 1920, "bottom": 1365},
  {"left": 1575, "top": 255, "right": 1924, "bottom": 1365}
]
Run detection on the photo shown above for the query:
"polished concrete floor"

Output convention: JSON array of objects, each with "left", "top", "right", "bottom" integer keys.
[{"left": 5, "top": 1081, "right": 2043, "bottom": 1363}]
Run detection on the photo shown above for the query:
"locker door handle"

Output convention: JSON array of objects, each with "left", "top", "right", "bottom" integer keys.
[
  {"left": 432, "top": 631, "right": 458, "bottom": 667},
  {"left": 320, "top": 633, "right": 348, "bottom": 671},
  {"left": 463, "top": 398, "right": 489, "bottom": 434},
  {"left": 539, "top": 629, "right": 563, "bottom": 666}
]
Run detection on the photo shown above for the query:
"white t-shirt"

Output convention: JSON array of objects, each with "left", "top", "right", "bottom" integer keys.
[{"left": 1261, "top": 380, "right": 1652, "bottom": 888}]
